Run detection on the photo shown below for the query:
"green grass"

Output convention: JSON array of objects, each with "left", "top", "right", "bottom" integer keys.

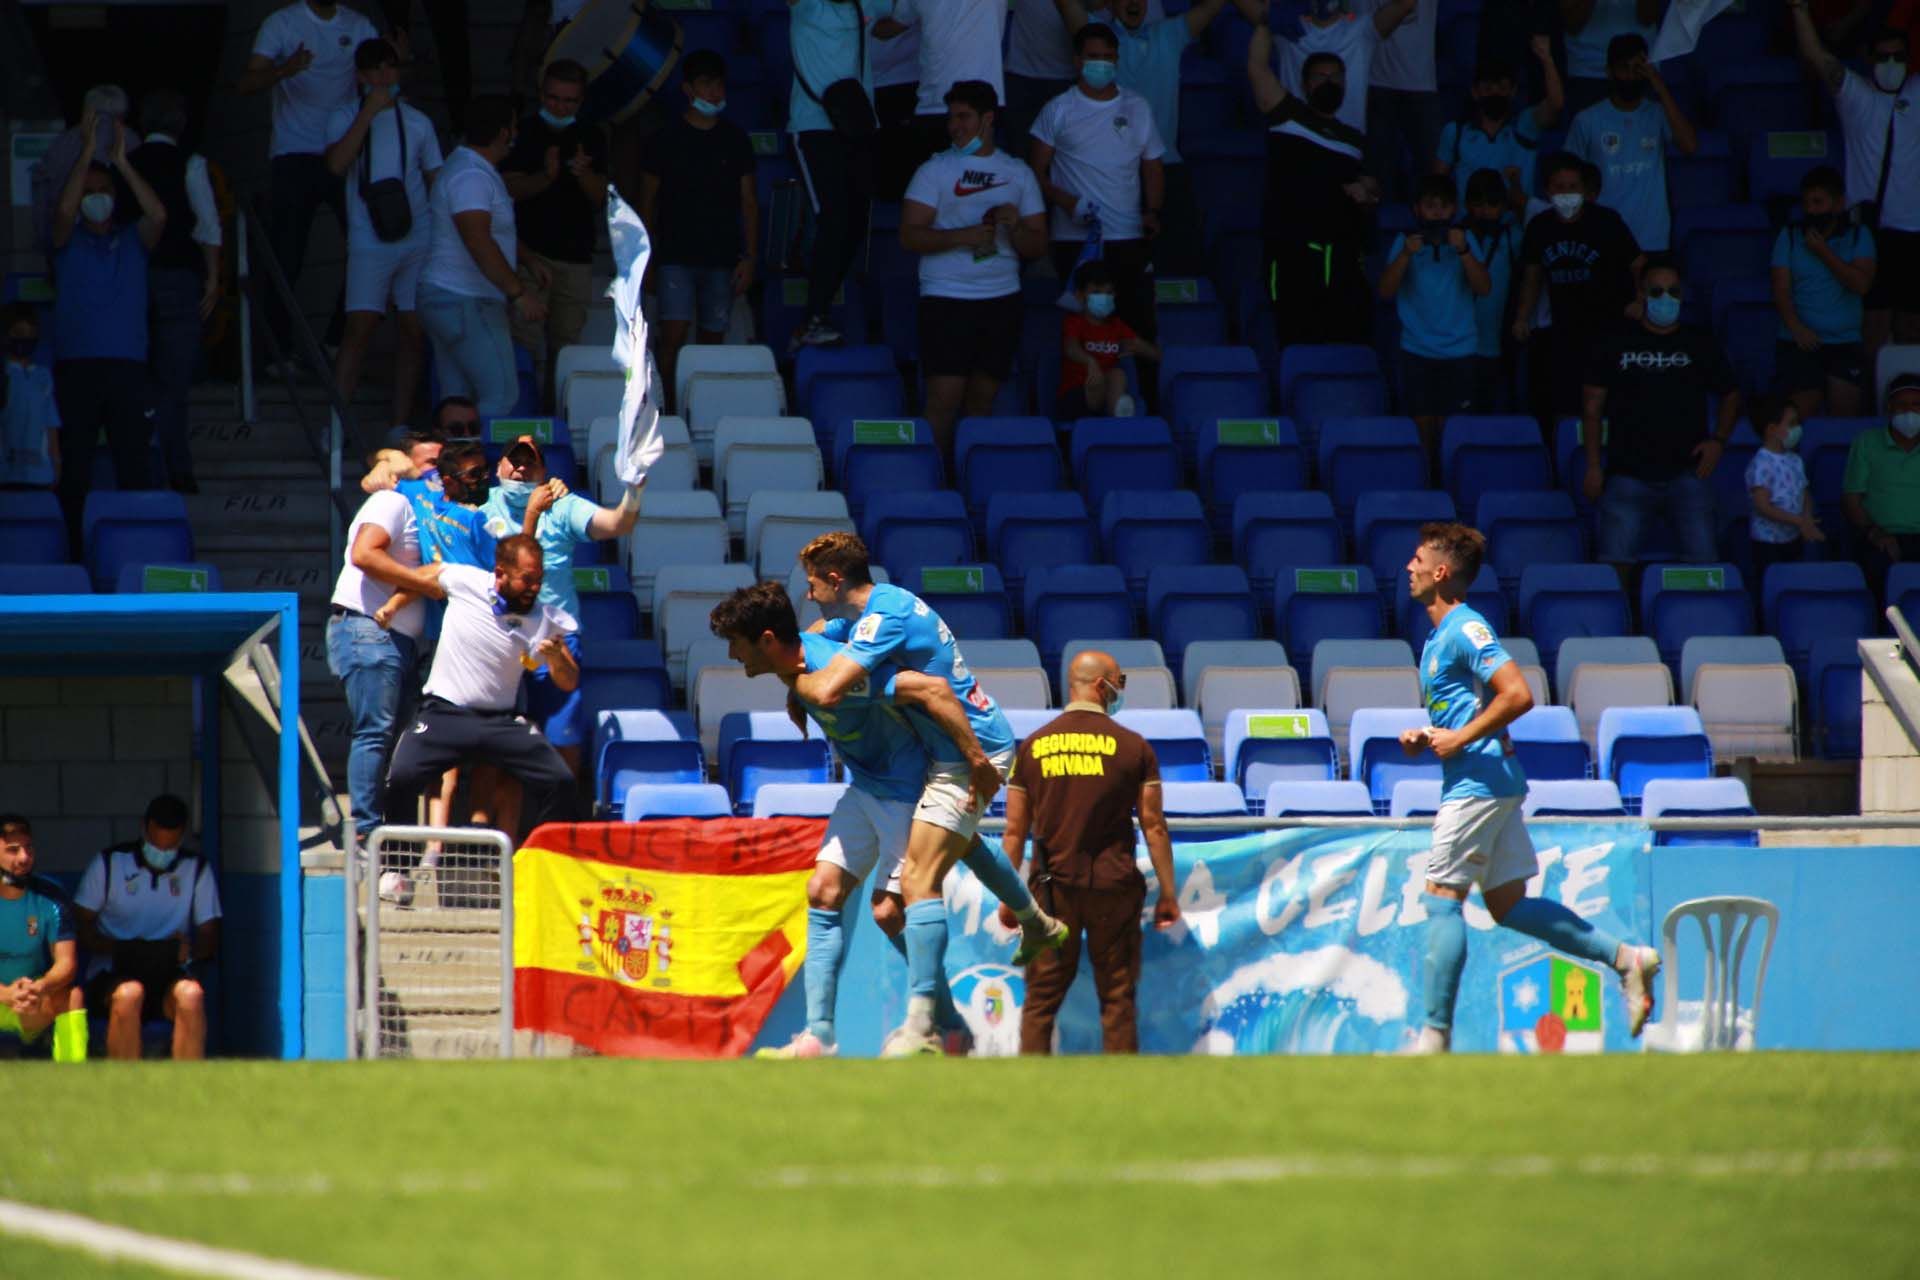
[{"left": 4, "top": 1056, "right": 1918, "bottom": 1279}]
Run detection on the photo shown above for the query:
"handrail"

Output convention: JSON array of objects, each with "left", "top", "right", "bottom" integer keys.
[
  {"left": 1864, "top": 606, "right": 1920, "bottom": 755},
  {"left": 975, "top": 814, "right": 1920, "bottom": 833}
]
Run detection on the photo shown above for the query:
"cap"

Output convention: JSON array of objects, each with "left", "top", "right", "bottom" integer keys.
[{"left": 506, "top": 435, "right": 545, "bottom": 469}]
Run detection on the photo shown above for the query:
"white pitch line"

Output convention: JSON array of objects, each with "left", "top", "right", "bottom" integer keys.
[{"left": 0, "top": 1198, "right": 377, "bottom": 1280}]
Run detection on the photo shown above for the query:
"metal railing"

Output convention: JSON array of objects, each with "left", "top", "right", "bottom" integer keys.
[{"left": 976, "top": 814, "right": 1920, "bottom": 834}]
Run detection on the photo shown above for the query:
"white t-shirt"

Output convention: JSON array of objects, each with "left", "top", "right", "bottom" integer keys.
[
  {"left": 1369, "top": 0, "right": 1436, "bottom": 92},
  {"left": 872, "top": 13, "right": 920, "bottom": 89},
  {"left": 324, "top": 99, "right": 444, "bottom": 250},
  {"left": 1006, "top": 1, "right": 1166, "bottom": 81},
  {"left": 1031, "top": 85, "right": 1166, "bottom": 241},
  {"left": 1836, "top": 70, "right": 1920, "bottom": 233},
  {"left": 424, "top": 564, "right": 578, "bottom": 711},
  {"left": 904, "top": 147, "right": 1045, "bottom": 299},
  {"left": 330, "top": 489, "right": 425, "bottom": 638},
  {"left": 1280, "top": 7, "right": 1380, "bottom": 135},
  {"left": 422, "top": 146, "right": 515, "bottom": 299},
  {"left": 895, "top": 0, "right": 1005, "bottom": 117},
  {"left": 251, "top": 1, "right": 381, "bottom": 158},
  {"left": 75, "top": 847, "right": 223, "bottom": 965}
]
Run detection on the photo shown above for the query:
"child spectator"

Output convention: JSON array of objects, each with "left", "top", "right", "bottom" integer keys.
[
  {"left": 1058, "top": 259, "right": 1158, "bottom": 420},
  {"left": 1773, "top": 165, "right": 1876, "bottom": 421},
  {"left": 0, "top": 305, "right": 59, "bottom": 489},
  {"left": 1746, "top": 392, "right": 1824, "bottom": 580},
  {"left": 1434, "top": 41, "right": 1563, "bottom": 211},
  {"left": 1378, "top": 173, "right": 1490, "bottom": 461},
  {"left": 1462, "top": 168, "right": 1522, "bottom": 412}
]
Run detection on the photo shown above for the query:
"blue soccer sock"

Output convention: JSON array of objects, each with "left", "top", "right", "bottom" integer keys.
[
  {"left": 1423, "top": 894, "right": 1469, "bottom": 1032},
  {"left": 961, "top": 837, "right": 1038, "bottom": 919},
  {"left": 884, "top": 925, "right": 960, "bottom": 1029},
  {"left": 803, "top": 907, "right": 845, "bottom": 1045},
  {"left": 904, "top": 898, "right": 948, "bottom": 1035},
  {"left": 1500, "top": 896, "right": 1624, "bottom": 970}
]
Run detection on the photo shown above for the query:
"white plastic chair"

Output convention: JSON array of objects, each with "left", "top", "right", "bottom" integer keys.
[
  {"left": 1643, "top": 895, "right": 1780, "bottom": 1053},
  {"left": 565, "top": 373, "right": 624, "bottom": 452},
  {"left": 1691, "top": 661, "right": 1799, "bottom": 762},
  {"left": 675, "top": 343, "right": 779, "bottom": 414},
  {"left": 746, "top": 491, "right": 853, "bottom": 579}
]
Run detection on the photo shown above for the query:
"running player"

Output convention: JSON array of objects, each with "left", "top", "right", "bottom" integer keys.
[
  {"left": 1403, "top": 523, "right": 1661, "bottom": 1052},
  {"left": 791, "top": 533, "right": 1068, "bottom": 1056},
  {"left": 0, "top": 815, "right": 85, "bottom": 1061}
]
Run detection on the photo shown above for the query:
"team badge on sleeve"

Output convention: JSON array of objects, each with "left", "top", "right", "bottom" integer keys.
[
  {"left": 853, "top": 614, "right": 882, "bottom": 643},
  {"left": 1463, "top": 621, "right": 1495, "bottom": 649}
]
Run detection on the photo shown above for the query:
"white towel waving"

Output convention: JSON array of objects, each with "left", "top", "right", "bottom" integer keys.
[{"left": 608, "top": 190, "right": 664, "bottom": 488}]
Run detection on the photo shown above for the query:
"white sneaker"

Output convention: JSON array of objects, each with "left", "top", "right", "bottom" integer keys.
[
  {"left": 1620, "top": 945, "right": 1661, "bottom": 1039},
  {"left": 376, "top": 870, "right": 414, "bottom": 907},
  {"left": 1404, "top": 1026, "right": 1451, "bottom": 1055},
  {"left": 1113, "top": 393, "right": 1137, "bottom": 417},
  {"left": 880, "top": 1025, "right": 944, "bottom": 1058},
  {"left": 1012, "top": 912, "right": 1070, "bottom": 966},
  {"left": 792, "top": 316, "right": 843, "bottom": 350},
  {"left": 755, "top": 1030, "right": 836, "bottom": 1059}
]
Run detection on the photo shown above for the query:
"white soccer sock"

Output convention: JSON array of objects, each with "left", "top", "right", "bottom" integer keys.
[
  {"left": 906, "top": 995, "right": 936, "bottom": 1036},
  {"left": 1014, "top": 902, "right": 1040, "bottom": 923}
]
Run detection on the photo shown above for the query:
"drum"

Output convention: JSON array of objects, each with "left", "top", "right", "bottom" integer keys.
[{"left": 545, "top": 0, "right": 683, "bottom": 126}]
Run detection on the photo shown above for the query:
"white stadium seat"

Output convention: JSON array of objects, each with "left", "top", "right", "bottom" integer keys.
[
  {"left": 652, "top": 563, "right": 756, "bottom": 687},
  {"left": 746, "top": 491, "right": 853, "bottom": 579},
  {"left": 624, "top": 490, "right": 728, "bottom": 608}
]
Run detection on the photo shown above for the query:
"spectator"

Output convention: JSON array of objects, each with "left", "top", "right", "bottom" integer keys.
[
  {"left": 1002, "top": 650, "right": 1179, "bottom": 1054},
  {"left": 1843, "top": 373, "right": 1920, "bottom": 593},
  {"left": 1379, "top": 174, "right": 1491, "bottom": 461},
  {"left": 1746, "top": 392, "right": 1823, "bottom": 581},
  {"left": 324, "top": 39, "right": 443, "bottom": 438},
  {"left": 875, "top": 0, "right": 1006, "bottom": 177},
  {"left": 1059, "top": 258, "right": 1159, "bottom": 420},
  {"left": 1582, "top": 256, "right": 1741, "bottom": 580},
  {"left": 1773, "top": 165, "right": 1876, "bottom": 421},
  {"left": 1435, "top": 42, "right": 1564, "bottom": 210},
  {"left": 1031, "top": 26, "right": 1166, "bottom": 398},
  {"left": 72, "top": 795, "right": 221, "bottom": 1061},
  {"left": 376, "top": 0, "right": 467, "bottom": 132},
  {"left": 32, "top": 85, "right": 130, "bottom": 261},
  {"left": 787, "top": 0, "right": 881, "bottom": 350},
  {"left": 1249, "top": 29, "right": 1379, "bottom": 347},
  {"left": 1277, "top": 0, "right": 1420, "bottom": 136},
  {"left": 1462, "top": 168, "right": 1525, "bottom": 411},
  {"left": 1005, "top": 0, "right": 1077, "bottom": 157},
  {"left": 1477, "top": 0, "right": 1563, "bottom": 109},
  {"left": 50, "top": 115, "right": 167, "bottom": 555},
  {"left": 871, "top": 8, "right": 923, "bottom": 199},
  {"left": 1791, "top": 10, "right": 1920, "bottom": 357},
  {"left": 1565, "top": 33, "right": 1697, "bottom": 253},
  {"left": 1560, "top": 0, "right": 1659, "bottom": 114},
  {"left": 1513, "top": 150, "right": 1643, "bottom": 420},
  {"left": 501, "top": 60, "right": 608, "bottom": 401},
  {"left": 1367, "top": 0, "right": 1442, "bottom": 201},
  {"left": 480, "top": 436, "right": 641, "bottom": 770},
  {"left": 419, "top": 96, "right": 548, "bottom": 417},
  {"left": 238, "top": 0, "right": 383, "bottom": 363},
  {"left": 431, "top": 393, "right": 480, "bottom": 437},
  {"left": 0, "top": 815, "right": 84, "bottom": 1063},
  {"left": 901, "top": 81, "right": 1047, "bottom": 462},
  {"left": 639, "top": 51, "right": 759, "bottom": 407},
  {"left": 130, "top": 90, "right": 222, "bottom": 496},
  {"left": 1, "top": 305, "right": 60, "bottom": 491}
]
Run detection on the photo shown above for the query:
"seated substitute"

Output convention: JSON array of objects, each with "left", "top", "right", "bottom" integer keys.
[{"left": 0, "top": 814, "right": 86, "bottom": 1061}]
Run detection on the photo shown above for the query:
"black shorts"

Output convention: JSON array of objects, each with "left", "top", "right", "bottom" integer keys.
[
  {"left": 85, "top": 948, "right": 190, "bottom": 1022},
  {"left": 1400, "top": 352, "right": 1476, "bottom": 417},
  {"left": 918, "top": 293, "right": 1022, "bottom": 381},
  {"left": 1775, "top": 339, "right": 1868, "bottom": 394},
  {"left": 1864, "top": 226, "right": 1920, "bottom": 312}
]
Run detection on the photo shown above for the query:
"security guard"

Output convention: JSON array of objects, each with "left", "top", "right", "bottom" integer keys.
[{"left": 1001, "top": 649, "right": 1179, "bottom": 1053}]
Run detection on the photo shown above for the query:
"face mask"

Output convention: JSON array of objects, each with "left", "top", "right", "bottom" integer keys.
[
  {"left": 1611, "top": 77, "right": 1645, "bottom": 104},
  {"left": 1085, "top": 291, "right": 1116, "bottom": 319},
  {"left": 1102, "top": 683, "right": 1126, "bottom": 715},
  {"left": 1782, "top": 424, "right": 1804, "bottom": 450},
  {"left": 1645, "top": 293, "right": 1681, "bottom": 327},
  {"left": 1551, "top": 191, "right": 1584, "bottom": 219},
  {"left": 499, "top": 477, "right": 536, "bottom": 509},
  {"left": 1081, "top": 60, "right": 1117, "bottom": 89},
  {"left": 1893, "top": 411, "right": 1920, "bottom": 439},
  {"left": 142, "top": 841, "right": 178, "bottom": 872},
  {"left": 538, "top": 108, "right": 576, "bottom": 129},
  {"left": 6, "top": 337, "right": 35, "bottom": 361},
  {"left": 692, "top": 96, "right": 725, "bottom": 117},
  {"left": 1477, "top": 93, "right": 1511, "bottom": 121},
  {"left": 1308, "top": 82, "right": 1345, "bottom": 114},
  {"left": 1874, "top": 60, "right": 1908, "bottom": 92},
  {"left": 951, "top": 134, "right": 983, "bottom": 156},
  {"left": 80, "top": 192, "right": 114, "bottom": 224}
]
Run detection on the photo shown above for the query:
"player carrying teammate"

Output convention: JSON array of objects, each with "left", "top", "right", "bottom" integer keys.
[{"left": 1403, "top": 523, "right": 1661, "bottom": 1053}]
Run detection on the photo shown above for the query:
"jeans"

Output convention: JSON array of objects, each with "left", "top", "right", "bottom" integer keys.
[
  {"left": 266, "top": 153, "right": 348, "bottom": 352},
  {"left": 508, "top": 251, "right": 594, "bottom": 396},
  {"left": 416, "top": 284, "right": 518, "bottom": 415},
  {"left": 1364, "top": 87, "right": 1445, "bottom": 203},
  {"left": 147, "top": 267, "right": 202, "bottom": 488},
  {"left": 1596, "top": 471, "right": 1718, "bottom": 565},
  {"left": 53, "top": 357, "right": 154, "bottom": 557},
  {"left": 326, "top": 611, "right": 418, "bottom": 841}
]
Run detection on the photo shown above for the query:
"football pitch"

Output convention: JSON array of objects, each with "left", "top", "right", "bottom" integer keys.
[{"left": 4, "top": 1054, "right": 1917, "bottom": 1279}]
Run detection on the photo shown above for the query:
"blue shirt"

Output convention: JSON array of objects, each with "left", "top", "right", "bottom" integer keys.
[
  {"left": 1436, "top": 111, "right": 1541, "bottom": 208},
  {"left": 481, "top": 489, "right": 598, "bottom": 619},
  {"left": 1420, "top": 603, "right": 1527, "bottom": 800},
  {"left": 399, "top": 474, "right": 497, "bottom": 570},
  {"left": 1117, "top": 17, "right": 1192, "bottom": 164},
  {"left": 787, "top": 0, "right": 891, "bottom": 136},
  {"left": 798, "top": 632, "right": 928, "bottom": 802},
  {"left": 825, "top": 583, "right": 1017, "bottom": 762},
  {"left": 2, "top": 361, "right": 60, "bottom": 486},
  {"left": 1772, "top": 224, "right": 1874, "bottom": 345},
  {"left": 0, "top": 876, "right": 74, "bottom": 988},
  {"left": 1389, "top": 232, "right": 1479, "bottom": 360},
  {"left": 53, "top": 225, "right": 149, "bottom": 361},
  {"left": 1565, "top": 99, "right": 1673, "bottom": 251},
  {"left": 1468, "top": 219, "right": 1522, "bottom": 359}
]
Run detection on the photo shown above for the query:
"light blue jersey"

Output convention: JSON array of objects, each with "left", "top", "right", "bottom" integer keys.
[
  {"left": 1388, "top": 231, "right": 1480, "bottom": 360},
  {"left": 1468, "top": 218, "right": 1521, "bottom": 359},
  {"left": 482, "top": 489, "right": 599, "bottom": 619},
  {"left": 0, "top": 876, "right": 73, "bottom": 988},
  {"left": 1566, "top": 98, "right": 1673, "bottom": 251},
  {"left": 398, "top": 474, "right": 496, "bottom": 570},
  {"left": 825, "top": 583, "right": 1016, "bottom": 762},
  {"left": 798, "top": 632, "right": 928, "bottom": 803},
  {"left": 1420, "top": 603, "right": 1527, "bottom": 801}
]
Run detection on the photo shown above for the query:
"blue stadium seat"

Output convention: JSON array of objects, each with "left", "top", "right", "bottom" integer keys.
[
  {"left": 794, "top": 344, "right": 895, "bottom": 418},
  {"left": 1552, "top": 416, "right": 1598, "bottom": 517},
  {"left": 674, "top": 8, "right": 744, "bottom": 54},
  {"left": 1273, "top": 565, "right": 1382, "bottom": 656},
  {"left": 726, "top": 738, "right": 833, "bottom": 815},
  {"left": 578, "top": 640, "right": 674, "bottom": 727},
  {"left": 1441, "top": 416, "right": 1552, "bottom": 516},
  {"left": 1160, "top": 780, "right": 1248, "bottom": 816},
  {"left": 830, "top": 417, "right": 943, "bottom": 518},
  {"left": 1800, "top": 416, "right": 1872, "bottom": 539},
  {"left": 1147, "top": 564, "right": 1259, "bottom": 678},
  {"left": 809, "top": 370, "right": 906, "bottom": 447},
  {"left": 1807, "top": 634, "right": 1862, "bottom": 760},
  {"left": 1748, "top": 130, "right": 1843, "bottom": 212},
  {"left": 0, "top": 564, "right": 91, "bottom": 593},
  {"left": 1002, "top": 707, "right": 1056, "bottom": 745},
  {"left": 1114, "top": 709, "right": 1212, "bottom": 781},
  {"left": 915, "top": 564, "right": 1011, "bottom": 639},
  {"left": 1264, "top": 779, "right": 1374, "bottom": 817},
  {"left": 1317, "top": 417, "right": 1429, "bottom": 527},
  {"left": 0, "top": 491, "right": 71, "bottom": 564},
  {"left": 1277, "top": 343, "right": 1381, "bottom": 410},
  {"left": 1706, "top": 57, "right": 1813, "bottom": 153},
  {"left": 114, "top": 562, "right": 224, "bottom": 593},
  {"left": 82, "top": 492, "right": 191, "bottom": 591},
  {"left": 1643, "top": 777, "right": 1758, "bottom": 847},
  {"left": 1353, "top": 490, "right": 1455, "bottom": 599},
  {"left": 862, "top": 490, "right": 973, "bottom": 584},
  {"left": 1224, "top": 707, "right": 1338, "bottom": 809},
  {"left": 1196, "top": 417, "right": 1306, "bottom": 533},
  {"left": 1070, "top": 417, "right": 1182, "bottom": 511},
  {"left": 1761, "top": 561, "right": 1875, "bottom": 687},
  {"left": 575, "top": 565, "right": 641, "bottom": 640},
  {"left": 1157, "top": 343, "right": 1262, "bottom": 411},
  {"left": 1477, "top": 491, "right": 1586, "bottom": 601},
  {"left": 1674, "top": 205, "right": 1773, "bottom": 296},
  {"left": 1155, "top": 278, "right": 1229, "bottom": 347},
  {"left": 595, "top": 709, "right": 702, "bottom": 814},
  {"left": 1518, "top": 564, "right": 1631, "bottom": 679},
  {"left": 1508, "top": 706, "right": 1592, "bottom": 781},
  {"left": 1350, "top": 706, "right": 1439, "bottom": 811},
  {"left": 1234, "top": 492, "right": 1345, "bottom": 603},
  {"left": 1024, "top": 564, "right": 1135, "bottom": 671},
  {"left": 715, "top": 709, "right": 825, "bottom": 785},
  {"left": 1101, "top": 490, "right": 1213, "bottom": 604},
  {"left": 987, "top": 491, "right": 1098, "bottom": 599},
  {"left": 1522, "top": 778, "right": 1626, "bottom": 817},
  {"left": 1399, "top": 566, "right": 1507, "bottom": 647},
  {"left": 1389, "top": 778, "right": 1444, "bottom": 818},
  {"left": 1597, "top": 706, "right": 1714, "bottom": 813},
  {"left": 1640, "top": 563, "right": 1753, "bottom": 672},
  {"left": 954, "top": 417, "right": 1062, "bottom": 530},
  {"left": 1163, "top": 349, "right": 1267, "bottom": 462},
  {"left": 752, "top": 783, "right": 848, "bottom": 818},
  {"left": 761, "top": 275, "right": 866, "bottom": 362},
  {"left": 623, "top": 783, "right": 733, "bottom": 821},
  {"left": 1666, "top": 130, "right": 1733, "bottom": 210}
]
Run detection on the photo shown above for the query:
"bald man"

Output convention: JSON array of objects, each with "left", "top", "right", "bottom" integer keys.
[{"left": 1001, "top": 649, "right": 1179, "bottom": 1053}]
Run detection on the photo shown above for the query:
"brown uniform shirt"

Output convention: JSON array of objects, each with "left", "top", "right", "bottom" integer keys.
[{"left": 1007, "top": 703, "right": 1159, "bottom": 891}]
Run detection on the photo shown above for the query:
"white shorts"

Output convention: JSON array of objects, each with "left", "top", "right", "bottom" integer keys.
[
  {"left": 346, "top": 240, "right": 427, "bottom": 314},
  {"left": 912, "top": 748, "right": 1015, "bottom": 842},
  {"left": 816, "top": 785, "right": 913, "bottom": 896},
  {"left": 1426, "top": 793, "right": 1537, "bottom": 890}
]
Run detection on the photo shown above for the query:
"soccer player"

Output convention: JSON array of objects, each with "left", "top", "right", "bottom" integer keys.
[
  {"left": 0, "top": 814, "right": 85, "bottom": 1061},
  {"left": 1402, "top": 522, "right": 1661, "bottom": 1053},
  {"left": 791, "top": 533, "right": 1068, "bottom": 1056}
]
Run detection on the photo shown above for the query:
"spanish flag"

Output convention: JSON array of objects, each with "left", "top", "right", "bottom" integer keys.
[{"left": 513, "top": 819, "right": 822, "bottom": 1057}]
